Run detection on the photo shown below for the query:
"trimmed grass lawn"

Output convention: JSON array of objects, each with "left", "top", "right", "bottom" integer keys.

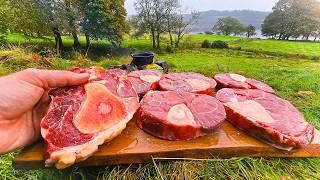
[{"left": 0, "top": 34, "right": 320, "bottom": 179}]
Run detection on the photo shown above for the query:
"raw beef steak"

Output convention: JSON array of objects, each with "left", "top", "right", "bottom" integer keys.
[
  {"left": 214, "top": 73, "right": 274, "bottom": 93},
  {"left": 216, "top": 88, "right": 314, "bottom": 150},
  {"left": 159, "top": 72, "right": 217, "bottom": 94},
  {"left": 128, "top": 70, "right": 162, "bottom": 97},
  {"left": 137, "top": 91, "right": 226, "bottom": 140},
  {"left": 40, "top": 67, "right": 139, "bottom": 169}
]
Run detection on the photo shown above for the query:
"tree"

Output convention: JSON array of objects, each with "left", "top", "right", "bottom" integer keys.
[
  {"left": 133, "top": 0, "right": 179, "bottom": 49},
  {"left": 167, "top": 11, "right": 199, "bottom": 47},
  {"left": 77, "top": 0, "right": 129, "bottom": 49},
  {"left": 262, "top": 0, "right": 320, "bottom": 40},
  {"left": 3, "top": 0, "right": 129, "bottom": 54},
  {"left": 65, "top": 0, "right": 80, "bottom": 49},
  {"left": 261, "top": 10, "right": 282, "bottom": 38},
  {"left": 245, "top": 24, "right": 256, "bottom": 38},
  {"left": 212, "top": 16, "right": 245, "bottom": 36},
  {"left": 5, "top": 0, "right": 68, "bottom": 54}
]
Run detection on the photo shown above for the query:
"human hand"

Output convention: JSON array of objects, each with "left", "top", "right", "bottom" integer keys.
[{"left": 0, "top": 68, "right": 89, "bottom": 154}]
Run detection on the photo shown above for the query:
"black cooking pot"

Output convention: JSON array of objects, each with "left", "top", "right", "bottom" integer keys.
[{"left": 131, "top": 52, "right": 154, "bottom": 66}]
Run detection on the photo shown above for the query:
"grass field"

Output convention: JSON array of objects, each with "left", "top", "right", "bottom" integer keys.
[
  {"left": 5, "top": 33, "right": 320, "bottom": 58},
  {"left": 0, "top": 33, "right": 320, "bottom": 179}
]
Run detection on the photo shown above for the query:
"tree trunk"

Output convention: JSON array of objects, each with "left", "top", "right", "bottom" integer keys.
[
  {"left": 85, "top": 33, "right": 90, "bottom": 56},
  {"left": 85, "top": 33, "right": 90, "bottom": 49},
  {"left": 169, "top": 31, "right": 173, "bottom": 47},
  {"left": 52, "top": 28, "right": 63, "bottom": 56},
  {"left": 72, "top": 31, "right": 80, "bottom": 49},
  {"left": 151, "top": 30, "right": 156, "bottom": 49},
  {"left": 175, "top": 34, "right": 181, "bottom": 48},
  {"left": 156, "top": 33, "right": 161, "bottom": 49}
]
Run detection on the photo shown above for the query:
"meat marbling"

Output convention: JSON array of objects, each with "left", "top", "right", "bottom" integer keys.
[
  {"left": 40, "top": 67, "right": 139, "bottom": 169},
  {"left": 159, "top": 72, "right": 217, "bottom": 94},
  {"left": 216, "top": 88, "right": 314, "bottom": 150},
  {"left": 138, "top": 91, "right": 226, "bottom": 140},
  {"left": 214, "top": 73, "right": 274, "bottom": 93},
  {"left": 128, "top": 70, "right": 162, "bottom": 97}
]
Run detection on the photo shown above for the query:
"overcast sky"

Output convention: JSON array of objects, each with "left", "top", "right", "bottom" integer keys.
[{"left": 125, "top": 0, "right": 278, "bottom": 15}]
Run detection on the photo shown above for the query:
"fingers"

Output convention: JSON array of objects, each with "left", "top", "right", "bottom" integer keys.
[{"left": 17, "top": 68, "right": 90, "bottom": 89}]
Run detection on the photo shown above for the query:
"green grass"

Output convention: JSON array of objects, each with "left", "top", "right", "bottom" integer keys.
[
  {"left": 190, "top": 34, "right": 241, "bottom": 42},
  {"left": 5, "top": 33, "right": 320, "bottom": 59},
  {"left": 230, "top": 38, "right": 320, "bottom": 58},
  {"left": 0, "top": 34, "right": 320, "bottom": 179}
]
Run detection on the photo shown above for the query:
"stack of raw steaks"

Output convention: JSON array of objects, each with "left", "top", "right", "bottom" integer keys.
[{"left": 40, "top": 67, "right": 316, "bottom": 169}]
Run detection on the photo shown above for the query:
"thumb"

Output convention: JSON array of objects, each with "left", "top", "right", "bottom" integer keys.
[{"left": 17, "top": 68, "right": 90, "bottom": 89}]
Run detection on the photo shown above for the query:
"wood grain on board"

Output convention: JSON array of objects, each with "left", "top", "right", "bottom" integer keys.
[{"left": 13, "top": 120, "right": 320, "bottom": 170}]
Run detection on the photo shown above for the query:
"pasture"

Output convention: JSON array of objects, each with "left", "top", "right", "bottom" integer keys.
[{"left": 0, "top": 34, "right": 320, "bottom": 179}]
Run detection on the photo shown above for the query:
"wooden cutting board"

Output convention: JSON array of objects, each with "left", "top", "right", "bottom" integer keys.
[{"left": 13, "top": 119, "right": 320, "bottom": 170}]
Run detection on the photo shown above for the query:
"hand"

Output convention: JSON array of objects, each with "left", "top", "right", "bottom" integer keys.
[{"left": 0, "top": 68, "right": 89, "bottom": 154}]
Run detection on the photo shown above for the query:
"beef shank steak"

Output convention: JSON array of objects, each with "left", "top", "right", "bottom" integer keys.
[
  {"left": 159, "top": 72, "right": 217, "bottom": 94},
  {"left": 128, "top": 70, "right": 162, "bottom": 97},
  {"left": 214, "top": 73, "right": 274, "bottom": 93},
  {"left": 138, "top": 91, "right": 226, "bottom": 140},
  {"left": 40, "top": 67, "right": 139, "bottom": 169},
  {"left": 216, "top": 88, "right": 314, "bottom": 150}
]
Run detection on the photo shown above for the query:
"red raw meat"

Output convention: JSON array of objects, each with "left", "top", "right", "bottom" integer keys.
[
  {"left": 214, "top": 73, "right": 274, "bottom": 93},
  {"left": 159, "top": 72, "right": 217, "bottom": 94},
  {"left": 216, "top": 88, "right": 314, "bottom": 150},
  {"left": 128, "top": 70, "right": 162, "bottom": 97},
  {"left": 40, "top": 67, "right": 139, "bottom": 169},
  {"left": 137, "top": 91, "right": 226, "bottom": 140}
]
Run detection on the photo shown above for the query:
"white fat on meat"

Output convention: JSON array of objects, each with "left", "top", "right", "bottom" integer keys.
[
  {"left": 226, "top": 100, "right": 275, "bottom": 124},
  {"left": 185, "top": 79, "right": 211, "bottom": 92},
  {"left": 167, "top": 104, "right": 197, "bottom": 126},
  {"left": 140, "top": 75, "right": 161, "bottom": 83},
  {"left": 229, "top": 74, "right": 247, "bottom": 82}
]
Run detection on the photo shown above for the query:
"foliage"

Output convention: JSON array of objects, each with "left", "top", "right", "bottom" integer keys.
[
  {"left": 78, "top": 0, "right": 129, "bottom": 45},
  {"left": 211, "top": 40, "right": 229, "bottom": 49},
  {"left": 0, "top": 0, "right": 9, "bottom": 42},
  {"left": 201, "top": 39, "right": 211, "bottom": 48},
  {"left": 132, "top": 0, "right": 180, "bottom": 49},
  {"left": 262, "top": 0, "right": 320, "bottom": 40},
  {"left": 167, "top": 11, "right": 200, "bottom": 48},
  {"left": 212, "top": 16, "right": 246, "bottom": 36},
  {"left": 1, "top": 0, "right": 128, "bottom": 53},
  {"left": 245, "top": 24, "right": 256, "bottom": 38},
  {"left": 178, "top": 36, "right": 199, "bottom": 49}
]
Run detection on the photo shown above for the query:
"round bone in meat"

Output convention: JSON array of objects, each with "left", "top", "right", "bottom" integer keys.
[
  {"left": 40, "top": 67, "right": 139, "bottom": 169},
  {"left": 216, "top": 88, "right": 314, "bottom": 150},
  {"left": 128, "top": 70, "right": 162, "bottom": 97},
  {"left": 137, "top": 91, "right": 226, "bottom": 140},
  {"left": 159, "top": 72, "right": 217, "bottom": 94},
  {"left": 214, "top": 73, "right": 274, "bottom": 93}
]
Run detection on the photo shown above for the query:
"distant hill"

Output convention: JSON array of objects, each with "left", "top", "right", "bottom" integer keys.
[{"left": 186, "top": 10, "right": 269, "bottom": 33}]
